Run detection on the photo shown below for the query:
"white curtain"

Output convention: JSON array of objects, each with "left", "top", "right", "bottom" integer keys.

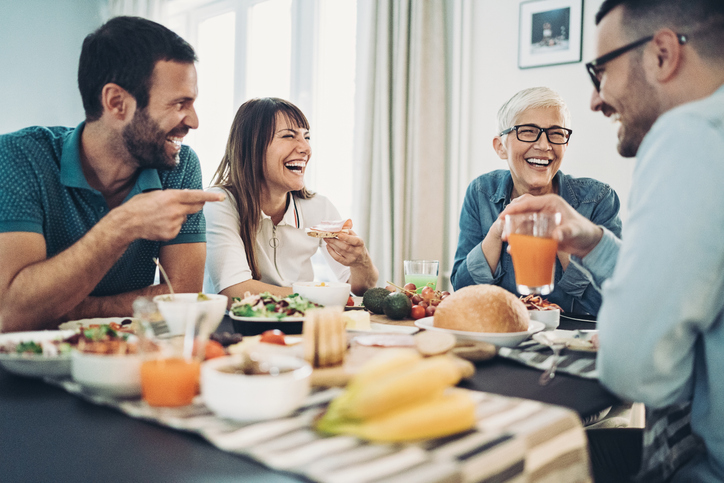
[
  {"left": 108, "top": 0, "right": 166, "bottom": 21},
  {"left": 353, "top": 0, "right": 471, "bottom": 290}
]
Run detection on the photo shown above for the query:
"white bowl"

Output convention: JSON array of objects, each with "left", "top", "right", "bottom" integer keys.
[
  {"left": 292, "top": 281, "right": 351, "bottom": 308},
  {"left": 153, "top": 293, "right": 228, "bottom": 337},
  {"left": 201, "top": 354, "right": 312, "bottom": 421},
  {"left": 71, "top": 350, "right": 144, "bottom": 397},
  {"left": 528, "top": 309, "right": 560, "bottom": 330}
]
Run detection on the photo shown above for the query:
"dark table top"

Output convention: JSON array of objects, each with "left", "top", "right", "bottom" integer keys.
[{"left": 0, "top": 314, "right": 615, "bottom": 482}]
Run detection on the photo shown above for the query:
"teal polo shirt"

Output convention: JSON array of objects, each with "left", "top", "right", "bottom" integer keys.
[{"left": 0, "top": 123, "right": 206, "bottom": 296}]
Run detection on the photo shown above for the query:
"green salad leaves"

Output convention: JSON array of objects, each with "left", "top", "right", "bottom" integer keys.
[{"left": 230, "top": 292, "right": 320, "bottom": 320}]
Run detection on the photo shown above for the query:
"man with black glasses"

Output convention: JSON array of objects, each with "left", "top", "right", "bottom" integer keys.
[
  {"left": 0, "top": 17, "right": 224, "bottom": 332},
  {"left": 501, "top": 0, "right": 724, "bottom": 481}
]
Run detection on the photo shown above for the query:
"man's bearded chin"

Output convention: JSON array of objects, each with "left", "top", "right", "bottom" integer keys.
[{"left": 122, "top": 109, "right": 179, "bottom": 171}]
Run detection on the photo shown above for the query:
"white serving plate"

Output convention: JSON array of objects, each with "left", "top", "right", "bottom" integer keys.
[
  {"left": 347, "top": 323, "right": 419, "bottom": 334},
  {"left": 414, "top": 317, "right": 545, "bottom": 347},
  {"left": 0, "top": 330, "right": 76, "bottom": 377}
]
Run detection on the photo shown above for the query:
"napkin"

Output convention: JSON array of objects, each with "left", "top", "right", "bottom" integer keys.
[{"left": 498, "top": 336, "right": 598, "bottom": 380}]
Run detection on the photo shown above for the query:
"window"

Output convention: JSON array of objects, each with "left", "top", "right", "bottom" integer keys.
[{"left": 164, "top": 0, "right": 356, "bottom": 219}]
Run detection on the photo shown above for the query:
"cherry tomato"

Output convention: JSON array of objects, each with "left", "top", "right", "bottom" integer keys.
[
  {"left": 410, "top": 305, "right": 426, "bottom": 320},
  {"left": 260, "top": 329, "right": 286, "bottom": 346},
  {"left": 347, "top": 296, "right": 355, "bottom": 307},
  {"left": 204, "top": 340, "right": 227, "bottom": 359}
]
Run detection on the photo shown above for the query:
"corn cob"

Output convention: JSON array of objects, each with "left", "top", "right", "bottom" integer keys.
[
  {"left": 336, "top": 355, "right": 463, "bottom": 420},
  {"left": 320, "top": 389, "right": 476, "bottom": 442}
]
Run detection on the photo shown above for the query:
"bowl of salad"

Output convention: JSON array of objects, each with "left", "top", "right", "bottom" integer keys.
[
  {"left": 0, "top": 330, "right": 76, "bottom": 377},
  {"left": 229, "top": 292, "right": 321, "bottom": 335},
  {"left": 71, "top": 325, "right": 150, "bottom": 398}
]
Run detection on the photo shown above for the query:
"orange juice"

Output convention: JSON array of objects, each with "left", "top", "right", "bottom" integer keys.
[
  {"left": 508, "top": 233, "right": 558, "bottom": 288},
  {"left": 140, "top": 358, "right": 200, "bottom": 407}
]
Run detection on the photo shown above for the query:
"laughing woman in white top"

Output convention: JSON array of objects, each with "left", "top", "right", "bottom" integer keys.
[{"left": 203, "top": 97, "right": 378, "bottom": 303}]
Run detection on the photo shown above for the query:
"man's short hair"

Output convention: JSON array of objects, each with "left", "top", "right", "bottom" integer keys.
[
  {"left": 596, "top": 0, "right": 724, "bottom": 60},
  {"left": 78, "top": 16, "right": 197, "bottom": 121}
]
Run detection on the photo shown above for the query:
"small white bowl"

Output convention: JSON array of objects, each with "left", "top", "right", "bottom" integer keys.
[
  {"left": 201, "top": 354, "right": 312, "bottom": 421},
  {"left": 71, "top": 350, "right": 144, "bottom": 397},
  {"left": 153, "top": 293, "right": 228, "bottom": 337},
  {"left": 292, "top": 281, "right": 351, "bottom": 308},
  {"left": 528, "top": 309, "right": 561, "bottom": 330}
]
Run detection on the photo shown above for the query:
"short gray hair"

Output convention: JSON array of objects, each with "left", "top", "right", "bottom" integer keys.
[{"left": 496, "top": 87, "right": 571, "bottom": 135}]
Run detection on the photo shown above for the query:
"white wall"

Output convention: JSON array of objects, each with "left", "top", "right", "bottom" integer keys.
[
  {"left": 468, "top": 0, "right": 635, "bottom": 221},
  {"left": 0, "top": 0, "right": 104, "bottom": 135}
]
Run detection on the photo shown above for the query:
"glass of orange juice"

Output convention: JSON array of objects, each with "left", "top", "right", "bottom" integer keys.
[
  {"left": 504, "top": 212, "right": 561, "bottom": 295},
  {"left": 134, "top": 296, "right": 225, "bottom": 407}
]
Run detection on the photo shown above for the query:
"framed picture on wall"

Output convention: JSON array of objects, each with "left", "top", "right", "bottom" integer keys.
[{"left": 518, "top": 0, "right": 583, "bottom": 69}]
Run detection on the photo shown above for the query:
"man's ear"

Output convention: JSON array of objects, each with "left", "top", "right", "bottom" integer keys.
[
  {"left": 493, "top": 136, "right": 508, "bottom": 159},
  {"left": 647, "top": 29, "right": 684, "bottom": 85},
  {"left": 100, "top": 83, "right": 135, "bottom": 120}
]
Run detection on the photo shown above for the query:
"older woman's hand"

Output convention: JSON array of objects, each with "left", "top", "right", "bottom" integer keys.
[{"left": 499, "top": 194, "right": 603, "bottom": 259}]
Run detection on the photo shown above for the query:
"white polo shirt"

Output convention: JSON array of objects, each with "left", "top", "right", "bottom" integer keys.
[{"left": 203, "top": 187, "right": 351, "bottom": 294}]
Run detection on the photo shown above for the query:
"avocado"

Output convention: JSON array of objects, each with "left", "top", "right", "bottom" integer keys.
[
  {"left": 382, "top": 292, "right": 412, "bottom": 320},
  {"left": 362, "top": 287, "right": 392, "bottom": 314}
]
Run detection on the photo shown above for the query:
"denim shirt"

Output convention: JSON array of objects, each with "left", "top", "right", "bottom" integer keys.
[{"left": 451, "top": 169, "right": 622, "bottom": 315}]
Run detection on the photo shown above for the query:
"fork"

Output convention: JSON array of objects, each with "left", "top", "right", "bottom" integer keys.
[{"left": 533, "top": 332, "right": 565, "bottom": 386}]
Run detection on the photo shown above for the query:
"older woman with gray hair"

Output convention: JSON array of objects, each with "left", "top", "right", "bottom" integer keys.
[{"left": 451, "top": 87, "right": 622, "bottom": 315}]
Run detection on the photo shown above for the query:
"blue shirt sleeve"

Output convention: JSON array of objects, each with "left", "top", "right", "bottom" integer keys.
[
  {"left": 596, "top": 109, "right": 724, "bottom": 407},
  {"left": 0, "top": 129, "right": 48, "bottom": 235},
  {"left": 451, "top": 181, "right": 503, "bottom": 290},
  {"left": 557, "top": 185, "right": 622, "bottom": 314}
]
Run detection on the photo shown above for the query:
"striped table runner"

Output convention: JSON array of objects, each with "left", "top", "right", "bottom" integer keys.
[{"left": 45, "top": 377, "right": 592, "bottom": 482}]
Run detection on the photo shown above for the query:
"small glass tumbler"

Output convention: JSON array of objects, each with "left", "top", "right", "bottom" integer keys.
[{"left": 504, "top": 212, "right": 561, "bottom": 295}]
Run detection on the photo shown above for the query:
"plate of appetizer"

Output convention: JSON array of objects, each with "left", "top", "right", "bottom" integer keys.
[
  {"left": 0, "top": 330, "right": 77, "bottom": 377},
  {"left": 58, "top": 317, "right": 138, "bottom": 332}
]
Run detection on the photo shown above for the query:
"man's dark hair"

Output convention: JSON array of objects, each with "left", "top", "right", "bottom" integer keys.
[
  {"left": 595, "top": 0, "right": 724, "bottom": 59},
  {"left": 78, "top": 16, "right": 197, "bottom": 121}
]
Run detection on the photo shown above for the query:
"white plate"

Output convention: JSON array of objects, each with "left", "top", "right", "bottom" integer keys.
[
  {"left": 58, "top": 317, "right": 138, "bottom": 331},
  {"left": 0, "top": 330, "right": 76, "bottom": 377},
  {"left": 347, "top": 323, "right": 419, "bottom": 334},
  {"left": 544, "top": 329, "right": 598, "bottom": 352},
  {"left": 414, "top": 317, "right": 545, "bottom": 347},
  {"left": 229, "top": 314, "right": 305, "bottom": 323}
]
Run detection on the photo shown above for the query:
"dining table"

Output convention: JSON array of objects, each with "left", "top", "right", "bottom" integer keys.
[{"left": 0, "top": 312, "right": 616, "bottom": 482}]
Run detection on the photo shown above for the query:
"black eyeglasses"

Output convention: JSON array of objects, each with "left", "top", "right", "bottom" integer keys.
[
  {"left": 500, "top": 125, "right": 573, "bottom": 145},
  {"left": 586, "top": 33, "right": 688, "bottom": 91}
]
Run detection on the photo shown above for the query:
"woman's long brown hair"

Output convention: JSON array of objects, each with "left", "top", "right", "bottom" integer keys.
[{"left": 211, "top": 97, "right": 314, "bottom": 280}]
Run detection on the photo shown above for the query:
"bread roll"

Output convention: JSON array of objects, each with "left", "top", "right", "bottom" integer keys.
[{"left": 433, "top": 285, "right": 529, "bottom": 333}]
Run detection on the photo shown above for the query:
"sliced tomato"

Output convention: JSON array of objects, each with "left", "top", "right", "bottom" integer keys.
[
  {"left": 346, "top": 296, "right": 355, "bottom": 307},
  {"left": 260, "top": 329, "right": 286, "bottom": 346},
  {"left": 204, "top": 340, "right": 227, "bottom": 359}
]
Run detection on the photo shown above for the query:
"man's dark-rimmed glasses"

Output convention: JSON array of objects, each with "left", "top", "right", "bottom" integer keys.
[
  {"left": 586, "top": 33, "right": 688, "bottom": 92},
  {"left": 499, "top": 125, "right": 573, "bottom": 145}
]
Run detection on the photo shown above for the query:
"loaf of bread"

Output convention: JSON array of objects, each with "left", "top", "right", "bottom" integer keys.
[{"left": 433, "top": 285, "right": 529, "bottom": 333}]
